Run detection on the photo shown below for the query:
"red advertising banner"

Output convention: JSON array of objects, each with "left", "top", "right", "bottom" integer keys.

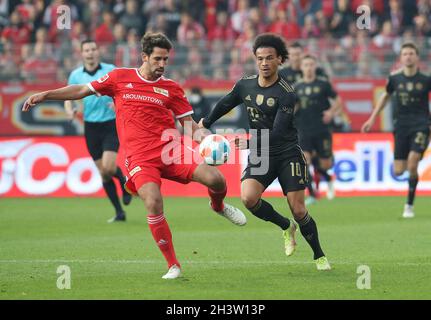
[{"left": 1, "top": 134, "right": 431, "bottom": 198}]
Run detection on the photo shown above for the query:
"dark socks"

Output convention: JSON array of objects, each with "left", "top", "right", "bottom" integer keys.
[
  {"left": 306, "top": 166, "right": 316, "bottom": 197},
  {"left": 295, "top": 212, "right": 325, "bottom": 260},
  {"left": 113, "top": 167, "right": 132, "bottom": 205},
  {"left": 249, "top": 199, "right": 290, "bottom": 230},
  {"left": 316, "top": 167, "right": 331, "bottom": 182},
  {"left": 407, "top": 177, "right": 418, "bottom": 206},
  {"left": 102, "top": 179, "right": 123, "bottom": 215},
  {"left": 113, "top": 167, "right": 126, "bottom": 191}
]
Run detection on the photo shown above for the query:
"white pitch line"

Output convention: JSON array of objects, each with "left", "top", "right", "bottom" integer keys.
[{"left": 0, "top": 259, "right": 429, "bottom": 267}]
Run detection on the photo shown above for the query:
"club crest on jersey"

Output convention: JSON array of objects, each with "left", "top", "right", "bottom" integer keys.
[
  {"left": 97, "top": 74, "right": 109, "bottom": 83},
  {"left": 153, "top": 87, "right": 169, "bottom": 97},
  {"left": 267, "top": 97, "right": 275, "bottom": 107},
  {"left": 256, "top": 94, "right": 264, "bottom": 106},
  {"left": 415, "top": 82, "right": 423, "bottom": 90}
]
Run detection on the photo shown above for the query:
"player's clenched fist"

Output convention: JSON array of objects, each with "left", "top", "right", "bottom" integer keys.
[{"left": 22, "top": 92, "right": 47, "bottom": 111}]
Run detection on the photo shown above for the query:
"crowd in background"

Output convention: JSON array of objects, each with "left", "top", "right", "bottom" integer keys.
[{"left": 1, "top": 0, "right": 431, "bottom": 84}]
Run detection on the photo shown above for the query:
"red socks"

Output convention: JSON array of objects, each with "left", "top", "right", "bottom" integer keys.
[
  {"left": 208, "top": 186, "right": 227, "bottom": 212},
  {"left": 147, "top": 214, "right": 180, "bottom": 268}
]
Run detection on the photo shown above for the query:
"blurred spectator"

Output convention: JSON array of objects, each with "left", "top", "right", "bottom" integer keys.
[
  {"left": 118, "top": 0, "right": 145, "bottom": 34},
  {"left": 373, "top": 20, "right": 395, "bottom": 49},
  {"left": 81, "top": 0, "right": 103, "bottom": 33},
  {"left": 384, "top": 0, "right": 410, "bottom": 35},
  {"left": 159, "top": 0, "right": 181, "bottom": 40},
  {"left": 95, "top": 10, "right": 116, "bottom": 45},
  {"left": 267, "top": 9, "right": 301, "bottom": 40},
  {"left": 21, "top": 42, "right": 57, "bottom": 84},
  {"left": 113, "top": 22, "right": 126, "bottom": 44},
  {"left": 231, "top": 0, "right": 250, "bottom": 34},
  {"left": 413, "top": 14, "right": 431, "bottom": 37},
  {"left": 16, "top": 0, "right": 35, "bottom": 24},
  {"left": 43, "top": 0, "right": 79, "bottom": 43},
  {"left": 207, "top": 10, "right": 235, "bottom": 44},
  {"left": 177, "top": 12, "right": 205, "bottom": 47},
  {"left": 235, "top": 20, "right": 256, "bottom": 63},
  {"left": 212, "top": 67, "right": 227, "bottom": 81},
  {"left": 209, "top": 39, "right": 226, "bottom": 67},
  {"left": 0, "top": 40, "right": 20, "bottom": 81},
  {"left": 228, "top": 48, "right": 244, "bottom": 80},
  {"left": 32, "top": 0, "right": 47, "bottom": 32},
  {"left": 115, "top": 27, "right": 140, "bottom": 67},
  {"left": 355, "top": 51, "right": 383, "bottom": 77},
  {"left": 302, "top": 14, "right": 320, "bottom": 39},
  {"left": 1, "top": 10, "right": 31, "bottom": 53},
  {"left": 330, "top": 0, "right": 353, "bottom": 37},
  {"left": 248, "top": 7, "right": 265, "bottom": 35}
]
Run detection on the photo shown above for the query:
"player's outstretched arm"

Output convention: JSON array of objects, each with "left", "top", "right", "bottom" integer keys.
[
  {"left": 22, "top": 85, "right": 94, "bottom": 112},
  {"left": 361, "top": 92, "right": 390, "bottom": 133},
  {"left": 198, "top": 84, "right": 241, "bottom": 129},
  {"left": 179, "top": 115, "right": 209, "bottom": 143}
]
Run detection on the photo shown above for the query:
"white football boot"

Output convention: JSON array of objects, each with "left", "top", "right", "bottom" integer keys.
[
  {"left": 402, "top": 204, "right": 415, "bottom": 218},
  {"left": 213, "top": 202, "right": 247, "bottom": 226},
  {"left": 162, "top": 264, "right": 181, "bottom": 279}
]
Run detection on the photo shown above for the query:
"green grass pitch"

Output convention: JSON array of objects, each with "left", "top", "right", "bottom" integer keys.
[{"left": 1, "top": 196, "right": 430, "bottom": 299}]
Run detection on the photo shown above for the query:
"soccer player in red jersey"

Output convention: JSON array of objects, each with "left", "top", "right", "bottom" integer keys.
[{"left": 22, "top": 32, "right": 246, "bottom": 279}]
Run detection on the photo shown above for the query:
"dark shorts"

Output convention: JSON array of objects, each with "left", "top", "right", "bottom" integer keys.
[
  {"left": 84, "top": 119, "right": 119, "bottom": 161},
  {"left": 299, "top": 131, "right": 333, "bottom": 159},
  {"left": 394, "top": 128, "right": 430, "bottom": 160},
  {"left": 241, "top": 148, "right": 308, "bottom": 195}
]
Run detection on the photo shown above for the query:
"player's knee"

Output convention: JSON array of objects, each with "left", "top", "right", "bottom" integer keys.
[
  {"left": 291, "top": 203, "right": 306, "bottom": 220},
  {"left": 241, "top": 194, "right": 259, "bottom": 209},
  {"left": 99, "top": 166, "right": 115, "bottom": 181},
  {"left": 144, "top": 197, "right": 163, "bottom": 214}
]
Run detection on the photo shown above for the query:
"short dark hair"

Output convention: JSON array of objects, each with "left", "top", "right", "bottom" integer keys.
[
  {"left": 80, "top": 39, "right": 97, "bottom": 50},
  {"left": 289, "top": 41, "right": 303, "bottom": 49},
  {"left": 400, "top": 42, "right": 419, "bottom": 55},
  {"left": 302, "top": 54, "right": 317, "bottom": 61},
  {"left": 252, "top": 33, "right": 289, "bottom": 63},
  {"left": 141, "top": 32, "right": 173, "bottom": 56}
]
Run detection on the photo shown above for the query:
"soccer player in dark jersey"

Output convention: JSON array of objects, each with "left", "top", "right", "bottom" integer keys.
[
  {"left": 295, "top": 55, "right": 343, "bottom": 205},
  {"left": 279, "top": 42, "right": 336, "bottom": 197},
  {"left": 279, "top": 42, "right": 328, "bottom": 84},
  {"left": 362, "top": 42, "right": 431, "bottom": 218},
  {"left": 21, "top": 32, "right": 247, "bottom": 280},
  {"left": 199, "top": 33, "right": 331, "bottom": 271}
]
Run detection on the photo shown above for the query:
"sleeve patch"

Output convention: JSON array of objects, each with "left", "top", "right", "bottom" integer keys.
[{"left": 97, "top": 74, "right": 109, "bottom": 83}]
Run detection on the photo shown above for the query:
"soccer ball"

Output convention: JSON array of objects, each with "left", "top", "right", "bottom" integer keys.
[{"left": 199, "top": 134, "right": 231, "bottom": 166}]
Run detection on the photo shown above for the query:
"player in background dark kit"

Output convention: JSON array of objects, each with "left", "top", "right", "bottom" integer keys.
[
  {"left": 279, "top": 41, "right": 337, "bottom": 199},
  {"left": 199, "top": 33, "right": 331, "bottom": 271},
  {"left": 362, "top": 42, "right": 431, "bottom": 218},
  {"left": 279, "top": 41, "right": 328, "bottom": 84},
  {"left": 65, "top": 40, "right": 131, "bottom": 223},
  {"left": 294, "top": 55, "right": 343, "bottom": 205}
]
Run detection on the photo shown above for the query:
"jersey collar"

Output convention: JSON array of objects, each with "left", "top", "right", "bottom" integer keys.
[{"left": 83, "top": 64, "right": 102, "bottom": 76}]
